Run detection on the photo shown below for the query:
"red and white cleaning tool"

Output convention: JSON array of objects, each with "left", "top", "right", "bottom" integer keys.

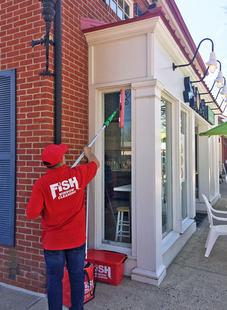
[{"left": 119, "top": 89, "right": 125, "bottom": 128}]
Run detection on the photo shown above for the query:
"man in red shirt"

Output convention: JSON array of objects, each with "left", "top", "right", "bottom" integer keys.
[{"left": 26, "top": 143, "right": 100, "bottom": 310}]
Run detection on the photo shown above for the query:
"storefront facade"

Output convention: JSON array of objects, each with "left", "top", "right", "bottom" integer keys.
[
  {"left": 83, "top": 5, "right": 219, "bottom": 285},
  {"left": 0, "top": 0, "right": 220, "bottom": 292}
]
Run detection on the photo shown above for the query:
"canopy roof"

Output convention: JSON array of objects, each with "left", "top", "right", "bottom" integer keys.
[{"left": 199, "top": 122, "right": 227, "bottom": 137}]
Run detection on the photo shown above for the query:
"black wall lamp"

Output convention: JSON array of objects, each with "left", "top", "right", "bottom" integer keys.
[
  {"left": 214, "top": 60, "right": 224, "bottom": 88},
  {"left": 198, "top": 61, "right": 223, "bottom": 96},
  {"left": 173, "top": 38, "right": 218, "bottom": 73},
  {"left": 31, "top": 0, "right": 58, "bottom": 77},
  {"left": 205, "top": 80, "right": 227, "bottom": 106},
  {"left": 214, "top": 77, "right": 227, "bottom": 100}
]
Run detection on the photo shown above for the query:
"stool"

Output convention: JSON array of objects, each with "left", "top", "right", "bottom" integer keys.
[{"left": 115, "top": 206, "right": 130, "bottom": 242}]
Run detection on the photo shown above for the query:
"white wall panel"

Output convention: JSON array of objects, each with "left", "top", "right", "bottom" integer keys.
[{"left": 93, "top": 36, "right": 147, "bottom": 84}]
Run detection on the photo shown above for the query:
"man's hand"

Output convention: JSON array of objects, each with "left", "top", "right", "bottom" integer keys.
[
  {"left": 84, "top": 146, "right": 92, "bottom": 158},
  {"left": 84, "top": 146, "right": 100, "bottom": 168}
]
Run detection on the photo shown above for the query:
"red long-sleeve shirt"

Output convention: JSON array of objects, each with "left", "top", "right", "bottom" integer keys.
[{"left": 26, "top": 162, "right": 97, "bottom": 250}]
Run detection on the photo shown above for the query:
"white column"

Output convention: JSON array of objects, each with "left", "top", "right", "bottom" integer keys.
[
  {"left": 210, "top": 134, "right": 220, "bottom": 201},
  {"left": 131, "top": 79, "right": 166, "bottom": 286}
]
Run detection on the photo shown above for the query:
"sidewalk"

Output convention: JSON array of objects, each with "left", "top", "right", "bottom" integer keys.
[{"left": 1, "top": 183, "right": 227, "bottom": 310}]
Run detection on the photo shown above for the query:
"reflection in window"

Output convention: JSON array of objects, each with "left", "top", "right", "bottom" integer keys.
[
  {"left": 161, "top": 100, "right": 173, "bottom": 238},
  {"left": 103, "top": 90, "right": 131, "bottom": 247}
]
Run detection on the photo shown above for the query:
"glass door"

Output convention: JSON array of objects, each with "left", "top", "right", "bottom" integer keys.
[
  {"left": 181, "top": 110, "right": 187, "bottom": 219},
  {"left": 161, "top": 99, "right": 173, "bottom": 238},
  {"left": 103, "top": 90, "right": 131, "bottom": 247}
]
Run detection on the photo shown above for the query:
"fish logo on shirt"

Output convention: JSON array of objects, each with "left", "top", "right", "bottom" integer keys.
[{"left": 50, "top": 177, "right": 81, "bottom": 199}]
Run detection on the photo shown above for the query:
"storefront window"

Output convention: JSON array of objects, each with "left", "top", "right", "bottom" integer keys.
[
  {"left": 181, "top": 111, "right": 187, "bottom": 219},
  {"left": 161, "top": 100, "right": 172, "bottom": 238},
  {"left": 103, "top": 90, "right": 131, "bottom": 247}
]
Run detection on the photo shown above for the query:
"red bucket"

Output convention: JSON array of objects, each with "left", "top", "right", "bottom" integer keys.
[{"left": 86, "top": 249, "right": 127, "bottom": 286}]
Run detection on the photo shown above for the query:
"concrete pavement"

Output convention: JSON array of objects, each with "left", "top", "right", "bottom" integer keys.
[{"left": 1, "top": 182, "right": 227, "bottom": 310}]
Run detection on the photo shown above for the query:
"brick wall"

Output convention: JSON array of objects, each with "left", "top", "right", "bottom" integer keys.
[
  {"left": 60, "top": 0, "right": 122, "bottom": 165},
  {"left": 0, "top": 0, "right": 55, "bottom": 293},
  {"left": 0, "top": 0, "right": 149, "bottom": 293}
]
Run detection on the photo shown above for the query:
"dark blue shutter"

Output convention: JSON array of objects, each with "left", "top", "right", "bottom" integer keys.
[{"left": 0, "top": 69, "right": 16, "bottom": 246}]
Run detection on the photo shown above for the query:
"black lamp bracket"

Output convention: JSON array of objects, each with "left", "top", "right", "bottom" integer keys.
[
  {"left": 173, "top": 38, "right": 214, "bottom": 71},
  {"left": 210, "top": 99, "right": 225, "bottom": 111},
  {"left": 31, "top": 36, "right": 55, "bottom": 48},
  {"left": 191, "top": 66, "right": 209, "bottom": 84},
  {"left": 200, "top": 81, "right": 215, "bottom": 96},
  {"left": 30, "top": 0, "right": 58, "bottom": 77},
  {"left": 205, "top": 83, "right": 225, "bottom": 104}
]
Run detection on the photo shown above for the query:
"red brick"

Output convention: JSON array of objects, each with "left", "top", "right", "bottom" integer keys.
[
  {"left": 25, "top": 260, "right": 39, "bottom": 268},
  {"left": 18, "top": 240, "right": 32, "bottom": 247},
  {"left": 17, "top": 276, "right": 31, "bottom": 285}
]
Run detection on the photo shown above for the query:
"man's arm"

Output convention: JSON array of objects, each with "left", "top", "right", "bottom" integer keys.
[
  {"left": 26, "top": 185, "right": 44, "bottom": 220},
  {"left": 84, "top": 146, "right": 100, "bottom": 169}
]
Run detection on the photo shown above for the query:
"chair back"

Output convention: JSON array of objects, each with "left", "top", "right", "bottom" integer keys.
[{"left": 202, "top": 194, "right": 214, "bottom": 227}]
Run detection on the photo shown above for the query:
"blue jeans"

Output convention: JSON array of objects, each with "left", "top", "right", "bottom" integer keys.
[{"left": 44, "top": 243, "right": 85, "bottom": 310}]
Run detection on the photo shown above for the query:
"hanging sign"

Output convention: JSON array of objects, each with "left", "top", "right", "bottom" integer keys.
[
  {"left": 208, "top": 107, "right": 215, "bottom": 125},
  {"left": 183, "top": 77, "right": 214, "bottom": 125}
]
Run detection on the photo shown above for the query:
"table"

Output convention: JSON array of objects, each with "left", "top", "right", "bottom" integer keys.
[
  {"left": 114, "top": 184, "right": 131, "bottom": 207},
  {"left": 114, "top": 184, "right": 131, "bottom": 192}
]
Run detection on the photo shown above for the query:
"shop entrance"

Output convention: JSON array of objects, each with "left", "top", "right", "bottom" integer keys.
[{"left": 103, "top": 90, "right": 131, "bottom": 247}]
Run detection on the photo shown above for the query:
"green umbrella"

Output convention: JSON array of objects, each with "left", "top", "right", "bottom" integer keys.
[{"left": 199, "top": 121, "right": 227, "bottom": 137}]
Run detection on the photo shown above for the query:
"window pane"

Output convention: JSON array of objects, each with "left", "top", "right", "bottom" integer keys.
[
  {"left": 161, "top": 100, "right": 172, "bottom": 238},
  {"left": 104, "top": 90, "right": 131, "bottom": 247},
  {"left": 119, "top": 0, "right": 123, "bottom": 9},
  {"left": 125, "top": 3, "right": 129, "bottom": 15},
  {"left": 118, "top": 7, "right": 123, "bottom": 19},
  {"left": 111, "top": 0, "right": 117, "bottom": 13}
]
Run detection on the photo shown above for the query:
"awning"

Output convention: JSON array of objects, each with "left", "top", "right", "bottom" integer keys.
[{"left": 199, "top": 121, "right": 227, "bottom": 137}]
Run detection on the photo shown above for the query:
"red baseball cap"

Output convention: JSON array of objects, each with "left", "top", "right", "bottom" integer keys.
[{"left": 41, "top": 143, "right": 68, "bottom": 167}]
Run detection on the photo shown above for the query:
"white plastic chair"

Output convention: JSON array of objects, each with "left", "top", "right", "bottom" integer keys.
[{"left": 202, "top": 194, "right": 227, "bottom": 257}]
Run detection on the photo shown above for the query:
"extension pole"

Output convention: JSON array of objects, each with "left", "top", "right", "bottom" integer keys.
[
  {"left": 85, "top": 182, "right": 89, "bottom": 258},
  {"left": 71, "top": 108, "right": 119, "bottom": 258},
  {"left": 71, "top": 108, "right": 119, "bottom": 168},
  {"left": 71, "top": 90, "right": 125, "bottom": 258}
]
